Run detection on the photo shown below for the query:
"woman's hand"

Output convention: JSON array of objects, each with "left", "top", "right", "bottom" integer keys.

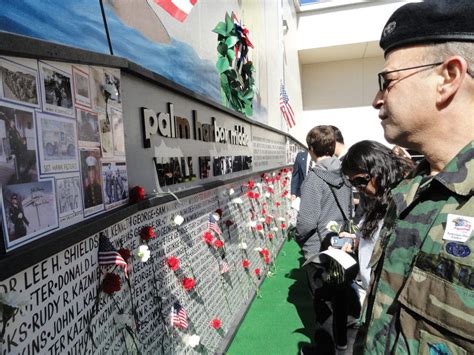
[{"left": 338, "top": 231, "right": 359, "bottom": 251}]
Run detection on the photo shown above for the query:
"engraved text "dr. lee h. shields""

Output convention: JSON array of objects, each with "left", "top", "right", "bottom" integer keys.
[{"left": 141, "top": 104, "right": 249, "bottom": 148}]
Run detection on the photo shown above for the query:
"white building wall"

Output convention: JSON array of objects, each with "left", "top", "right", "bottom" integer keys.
[{"left": 293, "top": 1, "right": 415, "bottom": 147}]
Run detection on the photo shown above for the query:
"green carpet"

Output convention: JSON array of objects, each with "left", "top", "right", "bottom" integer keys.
[{"left": 226, "top": 240, "right": 315, "bottom": 355}]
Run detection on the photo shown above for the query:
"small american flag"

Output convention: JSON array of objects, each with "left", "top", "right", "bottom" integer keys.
[
  {"left": 208, "top": 214, "right": 222, "bottom": 235},
  {"left": 220, "top": 260, "right": 230, "bottom": 274},
  {"left": 98, "top": 234, "right": 128, "bottom": 276},
  {"left": 170, "top": 302, "right": 188, "bottom": 329},
  {"left": 280, "top": 83, "right": 296, "bottom": 129}
]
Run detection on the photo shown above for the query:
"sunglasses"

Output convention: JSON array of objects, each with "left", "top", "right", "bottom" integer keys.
[{"left": 349, "top": 174, "right": 371, "bottom": 188}]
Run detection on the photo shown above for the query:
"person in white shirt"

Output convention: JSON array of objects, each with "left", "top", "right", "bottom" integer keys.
[{"left": 339, "top": 140, "right": 414, "bottom": 289}]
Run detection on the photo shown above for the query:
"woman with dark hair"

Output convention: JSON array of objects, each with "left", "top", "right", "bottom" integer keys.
[{"left": 341, "top": 140, "right": 414, "bottom": 289}]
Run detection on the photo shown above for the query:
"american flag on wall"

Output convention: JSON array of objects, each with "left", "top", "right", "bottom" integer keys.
[
  {"left": 98, "top": 234, "right": 128, "bottom": 276},
  {"left": 153, "top": 0, "right": 198, "bottom": 22},
  {"left": 208, "top": 213, "right": 222, "bottom": 235},
  {"left": 170, "top": 302, "right": 188, "bottom": 329},
  {"left": 280, "top": 83, "right": 296, "bottom": 129}
]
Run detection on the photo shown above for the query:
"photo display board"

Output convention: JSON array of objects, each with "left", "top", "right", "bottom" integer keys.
[
  {"left": 0, "top": 56, "right": 128, "bottom": 251},
  {"left": 0, "top": 169, "right": 292, "bottom": 354}
]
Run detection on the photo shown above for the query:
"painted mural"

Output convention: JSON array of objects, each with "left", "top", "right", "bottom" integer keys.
[{"left": 0, "top": 0, "right": 278, "bottom": 124}]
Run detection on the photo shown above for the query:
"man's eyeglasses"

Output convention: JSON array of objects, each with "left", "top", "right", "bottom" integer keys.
[
  {"left": 349, "top": 174, "right": 371, "bottom": 189},
  {"left": 377, "top": 62, "right": 444, "bottom": 92}
]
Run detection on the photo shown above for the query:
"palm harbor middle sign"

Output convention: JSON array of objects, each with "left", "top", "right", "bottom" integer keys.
[
  {"left": 141, "top": 103, "right": 249, "bottom": 148},
  {"left": 141, "top": 103, "right": 252, "bottom": 188}
]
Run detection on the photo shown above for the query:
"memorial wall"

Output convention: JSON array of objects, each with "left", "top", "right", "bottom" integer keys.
[{"left": 0, "top": 37, "right": 304, "bottom": 353}]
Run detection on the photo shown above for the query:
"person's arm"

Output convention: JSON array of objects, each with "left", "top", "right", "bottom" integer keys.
[
  {"left": 296, "top": 174, "right": 321, "bottom": 244},
  {"left": 290, "top": 153, "right": 301, "bottom": 199}
]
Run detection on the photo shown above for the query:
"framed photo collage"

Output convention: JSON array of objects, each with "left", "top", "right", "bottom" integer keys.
[{"left": 0, "top": 56, "right": 128, "bottom": 251}]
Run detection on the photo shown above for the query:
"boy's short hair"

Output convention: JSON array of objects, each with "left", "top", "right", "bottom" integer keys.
[{"left": 306, "top": 125, "right": 335, "bottom": 158}]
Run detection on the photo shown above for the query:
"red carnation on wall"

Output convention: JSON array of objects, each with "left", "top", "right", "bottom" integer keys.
[
  {"left": 166, "top": 256, "right": 180, "bottom": 271},
  {"left": 254, "top": 268, "right": 261, "bottom": 278},
  {"left": 203, "top": 231, "right": 214, "bottom": 244},
  {"left": 256, "top": 224, "right": 263, "bottom": 231},
  {"left": 211, "top": 318, "right": 222, "bottom": 329},
  {"left": 261, "top": 209, "right": 267, "bottom": 216},
  {"left": 247, "top": 191, "right": 255, "bottom": 199},
  {"left": 118, "top": 248, "right": 131, "bottom": 262},
  {"left": 140, "top": 226, "right": 156, "bottom": 241},
  {"left": 102, "top": 273, "right": 121, "bottom": 294},
  {"left": 182, "top": 277, "right": 196, "bottom": 291},
  {"left": 265, "top": 216, "right": 272, "bottom": 225},
  {"left": 276, "top": 202, "right": 281, "bottom": 207},
  {"left": 129, "top": 186, "right": 145, "bottom": 203},
  {"left": 281, "top": 223, "right": 286, "bottom": 229},
  {"left": 264, "top": 256, "right": 270, "bottom": 264},
  {"left": 254, "top": 192, "right": 260, "bottom": 199},
  {"left": 268, "top": 233, "right": 274, "bottom": 240},
  {"left": 213, "top": 239, "right": 224, "bottom": 248},
  {"left": 242, "top": 259, "right": 250, "bottom": 269},
  {"left": 259, "top": 248, "right": 269, "bottom": 257},
  {"left": 247, "top": 180, "right": 255, "bottom": 189}
]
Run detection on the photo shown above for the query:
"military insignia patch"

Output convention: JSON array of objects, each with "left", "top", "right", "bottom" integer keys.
[
  {"left": 383, "top": 21, "right": 396, "bottom": 37},
  {"left": 446, "top": 242, "right": 470, "bottom": 258},
  {"left": 443, "top": 214, "right": 473, "bottom": 243}
]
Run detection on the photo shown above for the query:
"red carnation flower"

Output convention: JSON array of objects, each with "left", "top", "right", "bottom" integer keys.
[
  {"left": 261, "top": 209, "right": 267, "bottom": 216},
  {"left": 182, "top": 277, "right": 196, "bottom": 291},
  {"left": 225, "top": 220, "right": 234, "bottom": 227},
  {"left": 211, "top": 318, "right": 222, "bottom": 329},
  {"left": 102, "top": 273, "right": 121, "bottom": 294},
  {"left": 264, "top": 256, "right": 270, "bottom": 264},
  {"left": 247, "top": 191, "right": 255, "bottom": 199},
  {"left": 262, "top": 202, "right": 267, "bottom": 207},
  {"left": 254, "top": 268, "right": 261, "bottom": 278},
  {"left": 166, "top": 256, "right": 180, "bottom": 271},
  {"left": 140, "top": 226, "right": 156, "bottom": 241},
  {"left": 281, "top": 190, "right": 288, "bottom": 197},
  {"left": 265, "top": 216, "right": 272, "bottom": 225},
  {"left": 254, "top": 193, "right": 260, "bottom": 199},
  {"left": 129, "top": 186, "right": 145, "bottom": 203},
  {"left": 268, "top": 233, "right": 274, "bottom": 240},
  {"left": 118, "top": 248, "right": 131, "bottom": 262},
  {"left": 281, "top": 223, "right": 286, "bottom": 229},
  {"left": 276, "top": 202, "right": 281, "bottom": 207},
  {"left": 276, "top": 176, "right": 281, "bottom": 181},
  {"left": 267, "top": 187, "right": 274, "bottom": 194},
  {"left": 203, "top": 231, "right": 214, "bottom": 244},
  {"left": 256, "top": 224, "right": 263, "bottom": 231},
  {"left": 213, "top": 239, "right": 224, "bottom": 248},
  {"left": 282, "top": 168, "right": 289, "bottom": 174},
  {"left": 247, "top": 180, "right": 255, "bottom": 189},
  {"left": 215, "top": 209, "right": 223, "bottom": 218},
  {"left": 259, "top": 248, "right": 269, "bottom": 257},
  {"left": 242, "top": 259, "right": 250, "bottom": 269}
]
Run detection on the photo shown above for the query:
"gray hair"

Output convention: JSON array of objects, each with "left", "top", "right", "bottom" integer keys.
[{"left": 423, "top": 42, "right": 474, "bottom": 74}]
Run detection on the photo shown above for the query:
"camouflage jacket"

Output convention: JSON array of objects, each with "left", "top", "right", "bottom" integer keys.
[{"left": 355, "top": 141, "right": 474, "bottom": 354}]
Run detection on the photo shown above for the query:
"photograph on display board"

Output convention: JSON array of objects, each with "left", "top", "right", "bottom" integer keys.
[
  {"left": 72, "top": 66, "right": 91, "bottom": 109},
  {"left": 110, "top": 107, "right": 125, "bottom": 155},
  {"left": 102, "top": 161, "right": 128, "bottom": 209},
  {"left": 1, "top": 179, "right": 58, "bottom": 250},
  {"left": 37, "top": 113, "right": 78, "bottom": 174},
  {"left": 39, "top": 62, "right": 74, "bottom": 118},
  {"left": 0, "top": 58, "right": 40, "bottom": 108},
  {"left": 104, "top": 70, "right": 121, "bottom": 107},
  {"left": 76, "top": 108, "right": 100, "bottom": 147},
  {"left": 98, "top": 111, "right": 113, "bottom": 157},
  {"left": 90, "top": 67, "right": 106, "bottom": 112},
  {"left": 55, "top": 173, "right": 83, "bottom": 227},
  {"left": 80, "top": 149, "right": 104, "bottom": 216},
  {"left": 0, "top": 102, "right": 37, "bottom": 185}
]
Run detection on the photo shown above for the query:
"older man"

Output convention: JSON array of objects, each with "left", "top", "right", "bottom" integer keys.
[{"left": 355, "top": 1, "right": 474, "bottom": 354}]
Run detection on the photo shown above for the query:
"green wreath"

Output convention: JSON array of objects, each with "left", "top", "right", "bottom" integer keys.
[{"left": 212, "top": 12, "right": 255, "bottom": 117}]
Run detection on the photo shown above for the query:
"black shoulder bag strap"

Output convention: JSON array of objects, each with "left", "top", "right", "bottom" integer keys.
[{"left": 328, "top": 183, "right": 353, "bottom": 228}]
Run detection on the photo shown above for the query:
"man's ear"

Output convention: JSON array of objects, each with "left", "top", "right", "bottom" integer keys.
[{"left": 437, "top": 56, "right": 467, "bottom": 106}]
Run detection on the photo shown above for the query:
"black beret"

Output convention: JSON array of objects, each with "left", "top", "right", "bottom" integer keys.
[{"left": 380, "top": 0, "right": 474, "bottom": 56}]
